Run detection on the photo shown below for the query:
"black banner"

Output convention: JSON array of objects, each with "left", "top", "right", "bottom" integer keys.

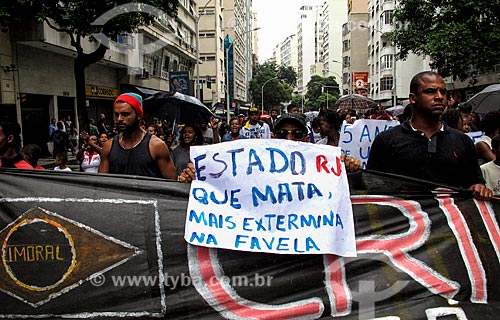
[{"left": 0, "top": 169, "right": 499, "bottom": 319}]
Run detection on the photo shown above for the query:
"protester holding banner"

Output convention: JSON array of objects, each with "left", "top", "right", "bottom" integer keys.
[
  {"left": 179, "top": 113, "right": 361, "bottom": 182},
  {"left": 367, "top": 71, "right": 492, "bottom": 200},
  {"left": 99, "top": 93, "right": 177, "bottom": 179}
]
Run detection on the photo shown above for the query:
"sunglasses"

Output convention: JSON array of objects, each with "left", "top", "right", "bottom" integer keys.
[{"left": 275, "top": 130, "right": 306, "bottom": 140}]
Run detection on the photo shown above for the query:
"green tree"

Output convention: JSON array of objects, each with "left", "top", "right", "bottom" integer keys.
[
  {"left": 249, "top": 61, "right": 295, "bottom": 113},
  {"left": 291, "top": 94, "right": 304, "bottom": 109},
  {"left": 392, "top": 0, "right": 500, "bottom": 80},
  {"left": 0, "top": 0, "right": 179, "bottom": 129},
  {"left": 305, "top": 75, "right": 339, "bottom": 110}
]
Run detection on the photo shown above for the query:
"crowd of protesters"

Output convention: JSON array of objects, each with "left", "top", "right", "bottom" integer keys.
[{"left": 1, "top": 71, "right": 499, "bottom": 199}]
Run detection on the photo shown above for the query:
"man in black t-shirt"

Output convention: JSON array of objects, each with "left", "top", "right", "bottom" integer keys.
[
  {"left": 367, "top": 71, "right": 492, "bottom": 200},
  {"left": 51, "top": 121, "right": 72, "bottom": 158},
  {"left": 99, "top": 93, "right": 177, "bottom": 179}
]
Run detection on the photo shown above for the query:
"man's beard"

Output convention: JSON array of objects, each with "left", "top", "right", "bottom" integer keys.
[{"left": 118, "top": 118, "right": 140, "bottom": 134}]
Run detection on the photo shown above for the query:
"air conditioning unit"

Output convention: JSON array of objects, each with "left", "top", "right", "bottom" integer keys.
[{"left": 118, "top": 34, "right": 134, "bottom": 49}]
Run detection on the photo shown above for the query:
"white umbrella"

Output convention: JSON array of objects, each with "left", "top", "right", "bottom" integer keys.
[
  {"left": 466, "top": 84, "right": 500, "bottom": 113},
  {"left": 385, "top": 105, "right": 405, "bottom": 116}
]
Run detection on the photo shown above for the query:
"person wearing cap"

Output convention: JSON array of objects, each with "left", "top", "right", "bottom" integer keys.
[
  {"left": 178, "top": 113, "right": 361, "bottom": 182},
  {"left": 239, "top": 107, "right": 271, "bottom": 139},
  {"left": 99, "top": 93, "right": 177, "bottom": 179},
  {"left": 272, "top": 113, "right": 361, "bottom": 172}
]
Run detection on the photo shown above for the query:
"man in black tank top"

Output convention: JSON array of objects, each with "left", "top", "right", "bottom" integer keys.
[{"left": 99, "top": 93, "right": 177, "bottom": 180}]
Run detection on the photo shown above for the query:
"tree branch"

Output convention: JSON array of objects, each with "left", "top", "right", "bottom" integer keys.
[{"left": 44, "top": 18, "right": 69, "bottom": 33}]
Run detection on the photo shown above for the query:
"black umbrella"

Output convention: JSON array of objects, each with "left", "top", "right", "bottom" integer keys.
[{"left": 143, "top": 92, "right": 215, "bottom": 125}]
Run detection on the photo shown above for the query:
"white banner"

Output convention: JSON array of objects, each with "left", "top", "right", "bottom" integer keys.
[
  {"left": 184, "top": 139, "right": 357, "bottom": 256},
  {"left": 339, "top": 119, "right": 400, "bottom": 169},
  {"left": 466, "top": 131, "right": 483, "bottom": 144}
]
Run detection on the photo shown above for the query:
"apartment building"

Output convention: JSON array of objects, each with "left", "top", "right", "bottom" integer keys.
[
  {"left": 297, "top": 5, "right": 322, "bottom": 94},
  {"left": 197, "top": 0, "right": 225, "bottom": 107},
  {"left": 222, "top": 0, "right": 255, "bottom": 111},
  {"left": 280, "top": 35, "right": 299, "bottom": 73},
  {"left": 272, "top": 43, "right": 282, "bottom": 66},
  {"left": 367, "top": 0, "right": 430, "bottom": 106},
  {"left": 341, "top": 0, "right": 369, "bottom": 94},
  {"left": 320, "top": 0, "right": 347, "bottom": 85}
]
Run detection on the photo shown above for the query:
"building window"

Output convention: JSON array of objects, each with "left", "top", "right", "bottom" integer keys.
[
  {"left": 200, "top": 33, "right": 215, "bottom": 38},
  {"left": 380, "top": 55, "right": 393, "bottom": 70},
  {"left": 343, "top": 56, "right": 350, "bottom": 67},
  {"left": 380, "top": 76, "right": 393, "bottom": 91},
  {"left": 343, "top": 40, "right": 349, "bottom": 52},
  {"left": 199, "top": 9, "right": 215, "bottom": 15},
  {"left": 380, "top": 10, "right": 393, "bottom": 27},
  {"left": 143, "top": 54, "right": 160, "bottom": 76}
]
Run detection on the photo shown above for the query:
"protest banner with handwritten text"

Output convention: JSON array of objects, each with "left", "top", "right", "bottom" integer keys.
[
  {"left": 184, "top": 139, "right": 356, "bottom": 256},
  {"left": 339, "top": 119, "right": 400, "bottom": 169}
]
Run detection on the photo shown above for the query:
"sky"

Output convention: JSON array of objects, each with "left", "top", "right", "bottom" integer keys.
[{"left": 252, "top": 0, "right": 321, "bottom": 63}]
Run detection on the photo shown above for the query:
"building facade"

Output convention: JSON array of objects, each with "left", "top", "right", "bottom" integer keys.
[
  {"left": 320, "top": 0, "right": 347, "bottom": 85},
  {"left": 280, "top": 35, "right": 299, "bottom": 73},
  {"left": 223, "top": 0, "right": 256, "bottom": 111},
  {"left": 197, "top": 0, "right": 225, "bottom": 107},
  {"left": 297, "top": 5, "right": 322, "bottom": 94},
  {"left": 341, "top": 0, "right": 369, "bottom": 94},
  {"left": 366, "top": 0, "right": 430, "bottom": 106},
  {"left": 272, "top": 43, "right": 282, "bottom": 66},
  {"left": 0, "top": 3, "right": 199, "bottom": 153}
]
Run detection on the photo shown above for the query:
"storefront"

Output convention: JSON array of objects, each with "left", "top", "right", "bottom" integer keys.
[{"left": 85, "top": 84, "right": 119, "bottom": 129}]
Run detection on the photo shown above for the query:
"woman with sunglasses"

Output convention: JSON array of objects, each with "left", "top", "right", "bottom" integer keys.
[{"left": 273, "top": 113, "right": 361, "bottom": 172}]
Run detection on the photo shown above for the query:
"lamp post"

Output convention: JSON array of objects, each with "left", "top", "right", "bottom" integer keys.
[
  {"left": 332, "top": 59, "right": 351, "bottom": 94},
  {"left": 195, "top": 0, "right": 214, "bottom": 100},
  {"left": 311, "top": 81, "right": 339, "bottom": 109},
  {"left": 322, "top": 85, "right": 339, "bottom": 109},
  {"left": 261, "top": 76, "right": 278, "bottom": 114},
  {"left": 226, "top": 27, "right": 260, "bottom": 123}
]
